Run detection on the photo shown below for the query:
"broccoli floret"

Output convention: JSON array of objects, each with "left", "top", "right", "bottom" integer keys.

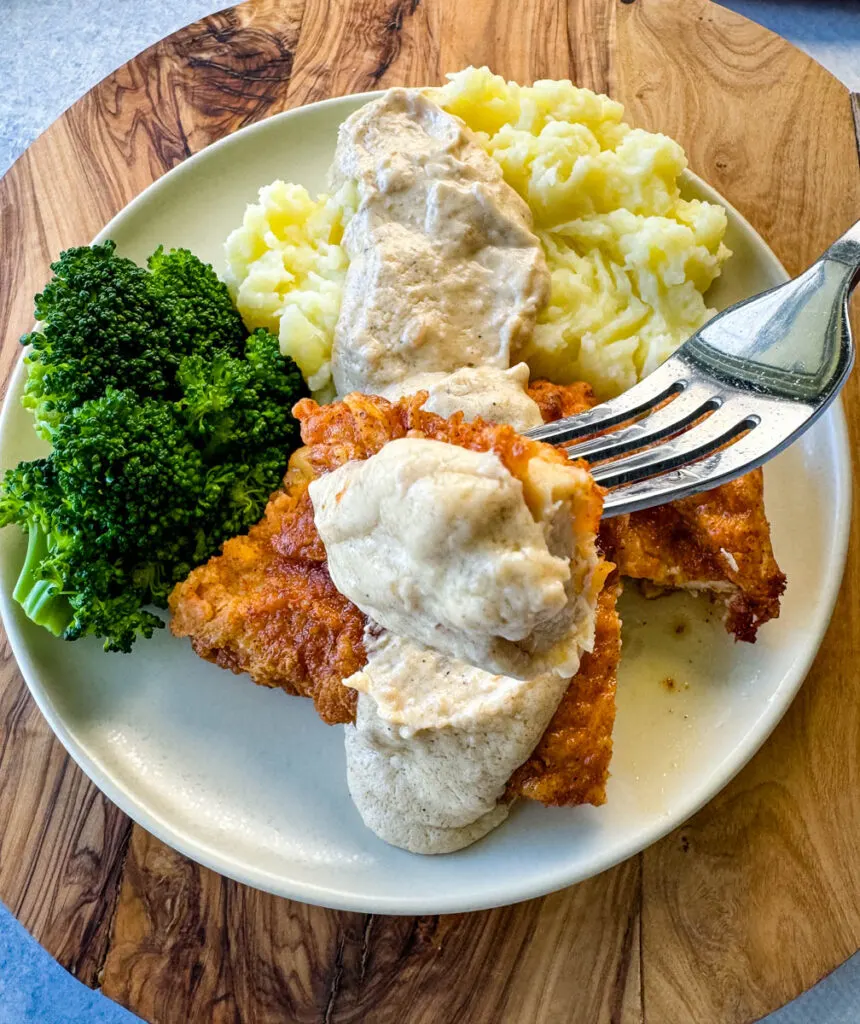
[
  {"left": 5, "top": 243, "right": 308, "bottom": 653},
  {"left": 147, "top": 245, "right": 246, "bottom": 361},
  {"left": 53, "top": 390, "right": 209, "bottom": 568},
  {"left": 1, "top": 392, "right": 211, "bottom": 650},
  {"left": 22, "top": 242, "right": 250, "bottom": 442},
  {"left": 179, "top": 328, "right": 307, "bottom": 538},
  {"left": 179, "top": 328, "right": 305, "bottom": 455},
  {"left": 22, "top": 242, "right": 176, "bottom": 439}
]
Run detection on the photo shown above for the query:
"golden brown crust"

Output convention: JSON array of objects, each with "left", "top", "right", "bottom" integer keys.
[
  {"left": 170, "top": 388, "right": 606, "bottom": 739},
  {"left": 527, "top": 378, "right": 596, "bottom": 422},
  {"left": 168, "top": 483, "right": 362, "bottom": 724},
  {"left": 532, "top": 380, "right": 786, "bottom": 640},
  {"left": 599, "top": 472, "right": 785, "bottom": 642},
  {"left": 507, "top": 578, "right": 621, "bottom": 806}
]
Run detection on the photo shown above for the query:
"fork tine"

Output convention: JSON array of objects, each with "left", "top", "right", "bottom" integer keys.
[
  {"left": 590, "top": 403, "right": 759, "bottom": 488},
  {"left": 601, "top": 390, "right": 815, "bottom": 516},
  {"left": 525, "top": 357, "right": 689, "bottom": 446},
  {"left": 601, "top": 417, "right": 787, "bottom": 516},
  {"left": 565, "top": 385, "right": 720, "bottom": 462}
]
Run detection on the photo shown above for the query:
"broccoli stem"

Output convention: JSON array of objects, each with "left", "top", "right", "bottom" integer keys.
[{"left": 13, "top": 524, "right": 74, "bottom": 637}]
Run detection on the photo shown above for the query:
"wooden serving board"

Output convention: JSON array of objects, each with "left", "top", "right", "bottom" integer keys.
[{"left": 0, "top": 2, "right": 858, "bottom": 1021}]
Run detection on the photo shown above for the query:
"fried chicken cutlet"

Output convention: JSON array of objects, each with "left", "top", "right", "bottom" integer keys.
[
  {"left": 165, "top": 462, "right": 364, "bottom": 725},
  {"left": 533, "top": 381, "right": 786, "bottom": 641},
  {"left": 170, "top": 387, "right": 619, "bottom": 806},
  {"left": 170, "top": 380, "right": 786, "bottom": 807},
  {"left": 507, "top": 578, "right": 621, "bottom": 805}
]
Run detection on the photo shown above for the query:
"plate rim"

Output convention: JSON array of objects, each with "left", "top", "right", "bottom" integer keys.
[{"left": 0, "top": 90, "right": 852, "bottom": 914}]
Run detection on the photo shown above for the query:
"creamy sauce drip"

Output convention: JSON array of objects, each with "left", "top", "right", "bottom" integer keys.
[
  {"left": 343, "top": 630, "right": 570, "bottom": 854},
  {"left": 379, "top": 363, "right": 543, "bottom": 432},
  {"left": 330, "top": 89, "right": 549, "bottom": 397}
]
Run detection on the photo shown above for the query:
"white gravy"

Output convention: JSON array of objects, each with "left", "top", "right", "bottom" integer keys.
[
  {"left": 312, "top": 87, "right": 602, "bottom": 855},
  {"left": 343, "top": 630, "right": 570, "bottom": 854},
  {"left": 310, "top": 436, "right": 597, "bottom": 679},
  {"left": 330, "top": 89, "right": 549, "bottom": 397},
  {"left": 379, "top": 363, "right": 544, "bottom": 432}
]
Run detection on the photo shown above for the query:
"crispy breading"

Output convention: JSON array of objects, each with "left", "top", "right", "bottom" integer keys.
[
  {"left": 599, "top": 474, "right": 785, "bottom": 642},
  {"left": 533, "top": 381, "right": 786, "bottom": 640},
  {"left": 507, "top": 578, "right": 621, "bottom": 806},
  {"left": 170, "top": 387, "right": 616, "bottom": 805},
  {"left": 527, "top": 378, "right": 596, "bottom": 422},
  {"left": 170, "top": 378, "right": 786, "bottom": 814},
  {"left": 168, "top": 476, "right": 363, "bottom": 725},
  {"left": 170, "top": 387, "right": 606, "bottom": 706},
  {"left": 292, "top": 391, "right": 603, "bottom": 525}
]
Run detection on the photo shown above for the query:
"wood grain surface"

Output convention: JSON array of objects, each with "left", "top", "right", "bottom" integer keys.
[{"left": 0, "top": 1, "right": 858, "bottom": 1022}]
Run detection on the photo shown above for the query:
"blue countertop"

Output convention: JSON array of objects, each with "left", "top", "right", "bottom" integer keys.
[{"left": 2, "top": 1, "right": 859, "bottom": 1022}]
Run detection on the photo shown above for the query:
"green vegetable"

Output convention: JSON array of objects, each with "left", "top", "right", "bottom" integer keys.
[
  {"left": 146, "top": 244, "right": 247, "bottom": 362},
  {"left": 21, "top": 241, "right": 249, "bottom": 442},
  {"left": 1, "top": 242, "right": 307, "bottom": 652},
  {"left": 2, "top": 459, "right": 75, "bottom": 637}
]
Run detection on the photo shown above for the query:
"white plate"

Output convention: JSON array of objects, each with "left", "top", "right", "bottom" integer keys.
[{"left": 0, "top": 93, "right": 851, "bottom": 914}]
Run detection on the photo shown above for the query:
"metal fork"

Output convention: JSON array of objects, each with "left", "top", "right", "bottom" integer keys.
[{"left": 526, "top": 219, "right": 860, "bottom": 518}]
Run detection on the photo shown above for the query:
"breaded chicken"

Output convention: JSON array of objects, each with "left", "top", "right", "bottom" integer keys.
[
  {"left": 507, "top": 578, "right": 621, "bottom": 805},
  {"left": 167, "top": 467, "right": 363, "bottom": 725},
  {"left": 533, "top": 383, "right": 786, "bottom": 641},
  {"left": 170, "top": 379, "right": 785, "bottom": 808},
  {"left": 528, "top": 378, "right": 597, "bottom": 422},
  {"left": 170, "top": 387, "right": 617, "bottom": 806},
  {"left": 170, "top": 391, "right": 608, "bottom": 694},
  {"left": 599, "top": 476, "right": 785, "bottom": 641}
]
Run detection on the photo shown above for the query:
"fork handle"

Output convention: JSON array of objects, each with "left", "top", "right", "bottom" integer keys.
[
  {"left": 683, "top": 217, "right": 858, "bottom": 403},
  {"left": 824, "top": 218, "right": 860, "bottom": 280}
]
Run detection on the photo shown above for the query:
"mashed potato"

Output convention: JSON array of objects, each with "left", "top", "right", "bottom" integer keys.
[
  {"left": 224, "top": 68, "right": 730, "bottom": 399},
  {"left": 435, "top": 68, "right": 730, "bottom": 395},
  {"left": 224, "top": 180, "right": 355, "bottom": 399}
]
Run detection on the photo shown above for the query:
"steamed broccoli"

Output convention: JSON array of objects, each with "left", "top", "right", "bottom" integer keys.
[
  {"left": 21, "top": 240, "right": 247, "bottom": 441},
  {"left": 0, "top": 458, "right": 75, "bottom": 637},
  {"left": 147, "top": 245, "right": 247, "bottom": 361},
  {"left": 2, "top": 243, "right": 307, "bottom": 652},
  {"left": 177, "top": 327, "right": 308, "bottom": 538}
]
